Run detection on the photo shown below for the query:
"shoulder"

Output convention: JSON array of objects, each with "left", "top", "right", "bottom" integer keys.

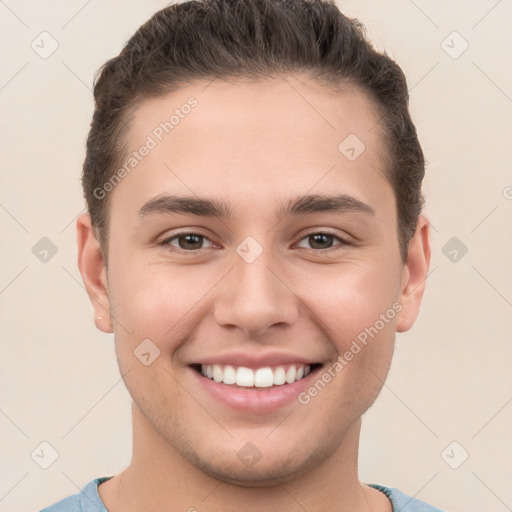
[
  {"left": 367, "top": 483, "right": 446, "bottom": 512},
  {"left": 39, "top": 476, "right": 112, "bottom": 512}
]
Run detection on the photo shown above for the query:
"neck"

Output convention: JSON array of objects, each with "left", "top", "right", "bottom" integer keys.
[{"left": 99, "top": 404, "right": 389, "bottom": 512}]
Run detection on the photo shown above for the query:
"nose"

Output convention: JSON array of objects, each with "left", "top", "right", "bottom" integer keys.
[{"left": 212, "top": 247, "right": 299, "bottom": 337}]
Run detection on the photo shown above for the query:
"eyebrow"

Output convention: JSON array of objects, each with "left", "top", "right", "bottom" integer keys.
[{"left": 137, "top": 193, "right": 375, "bottom": 220}]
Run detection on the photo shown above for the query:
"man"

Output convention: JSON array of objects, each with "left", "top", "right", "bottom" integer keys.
[{"left": 41, "top": 0, "right": 443, "bottom": 510}]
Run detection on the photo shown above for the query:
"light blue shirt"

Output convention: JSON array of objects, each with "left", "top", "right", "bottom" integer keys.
[{"left": 39, "top": 476, "right": 445, "bottom": 511}]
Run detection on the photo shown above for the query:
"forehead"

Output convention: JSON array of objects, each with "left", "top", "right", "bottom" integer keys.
[
  {"left": 113, "top": 75, "right": 392, "bottom": 219},
  {"left": 126, "top": 74, "right": 385, "bottom": 161}
]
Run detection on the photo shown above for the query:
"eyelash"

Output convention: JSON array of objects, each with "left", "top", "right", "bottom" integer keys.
[{"left": 159, "top": 229, "right": 351, "bottom": 253}]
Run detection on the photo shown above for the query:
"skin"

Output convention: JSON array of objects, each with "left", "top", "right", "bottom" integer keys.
[{"left": 77, "top": 74, "right": 430, "bottom": 512}]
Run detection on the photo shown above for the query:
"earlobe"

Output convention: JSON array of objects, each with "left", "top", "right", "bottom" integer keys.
[
  {"left": 396, "top": 215, "right": 431, "bottom": 333},
  {"left": 76, "top": 213, "right": 113, "bottom": 333}
]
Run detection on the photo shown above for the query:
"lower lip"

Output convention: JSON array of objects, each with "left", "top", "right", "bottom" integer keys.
[{"left": 189, "top": 366, "right": 321, "bottom": 414}]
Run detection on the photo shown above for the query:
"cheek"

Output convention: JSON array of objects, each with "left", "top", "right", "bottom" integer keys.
[
  {"left": 294, "top": 258, "right": 400, "bottom": 407},
  {"left": 108, "top": 260, "right": 215, "bottom": 357},
  {"left": 108, "top": 238, "right": 401, "bottom": 360},
  {"left": 296, "top": 257, "right": 401, "bottom": 346}
]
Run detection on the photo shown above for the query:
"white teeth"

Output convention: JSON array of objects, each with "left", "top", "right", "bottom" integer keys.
[
  {"left": 213, "top": 364, "right": 223, "bottom": 382},
  {"left": 223, "top": 364, "right": 236, "bottom": 384},
  {"left": 254, "top": 368, "right": 274, "bottom": 387},
  {"left": 200, "top": 363, "right": 312, "bottom": 387},
  {"left": 285, "top": 365, "right": 296, "bottom": 384},
  {"left": 236, "top": 367, "right": 254, "bottom": 387},
  {"left": 273, "top": 366, "right": 286, "bottom": 385}
]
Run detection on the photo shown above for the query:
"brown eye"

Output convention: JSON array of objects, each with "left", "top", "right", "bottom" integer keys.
[
  {"left": 296, "top": 231, "right": 350, "bottom": 251},
  {"left": 161, "top": 233, "right": 215, "bottom": 251}
]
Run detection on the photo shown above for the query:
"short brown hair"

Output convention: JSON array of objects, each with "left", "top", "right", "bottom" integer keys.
[{"left": 82, "top": 0, "right": 425, "bottom": 263}]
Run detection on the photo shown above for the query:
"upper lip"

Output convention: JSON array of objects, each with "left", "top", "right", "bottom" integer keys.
[{"left": 189, "top": 351, "right": 322, "bottom": 369}]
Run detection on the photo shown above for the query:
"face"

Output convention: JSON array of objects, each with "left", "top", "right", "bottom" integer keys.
[{"left": 79, "top": 74, "right": 429, "bottom": 486}]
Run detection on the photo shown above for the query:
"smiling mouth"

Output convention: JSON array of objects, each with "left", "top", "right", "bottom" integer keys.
[{"left": 190, "top": 363, "right": 323, "bottom": 389}]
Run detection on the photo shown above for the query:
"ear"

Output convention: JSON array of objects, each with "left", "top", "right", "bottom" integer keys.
[
  {"left": 396, "top": 215, "right": 431, "bottom": 333},
  {"left": 76, "top": 213, "right": 113, "bottom": 333}
]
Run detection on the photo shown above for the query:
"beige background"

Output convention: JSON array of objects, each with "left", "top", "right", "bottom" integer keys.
[{"left": 1, "top": 1, "right": 511, "bottom": 511}]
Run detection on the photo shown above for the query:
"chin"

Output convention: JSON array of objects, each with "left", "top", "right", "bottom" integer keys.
[
  {"left": 186, "top": 443, "right": 323, "bottom": 488},
  {"left": 199, "top": 460, "right": 307, "bottom": 488}
]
